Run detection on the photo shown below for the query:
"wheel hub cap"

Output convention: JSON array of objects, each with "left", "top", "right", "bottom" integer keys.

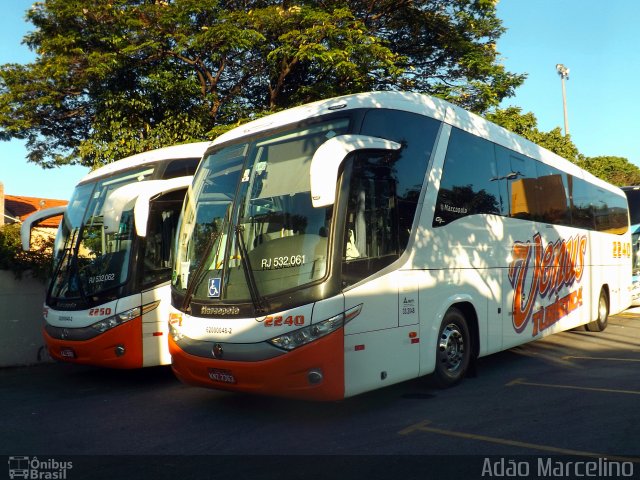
[{"left": 438, "top": 324, "right": 465, "bottom": 372}]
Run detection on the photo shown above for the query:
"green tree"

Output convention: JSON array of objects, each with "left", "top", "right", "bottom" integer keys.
[
  {"left": 0, "top": 0, "right": 524, "bottom": 169},
  {"left": 487, "top": 106, "right": 640, "bottom": 186},
  {"left": 576, "top": 156, "right": 640, "bottom": 187},
  {"left": 486, "top": 106, "right": 579, "bottom": 161},
  {"left": 331, "top": 0, "right": 526, "bottom": 112},
  {"left": 0, "top": 223, "right": 53, "bottom": 280}
]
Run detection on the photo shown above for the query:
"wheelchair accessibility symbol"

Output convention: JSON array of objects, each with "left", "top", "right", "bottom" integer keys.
[{"left": 208, "top": 278, "right": 221, "bottom": 298}]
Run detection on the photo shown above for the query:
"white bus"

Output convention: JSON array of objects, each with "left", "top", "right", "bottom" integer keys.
[
  {"left": 22, "top": 142, "right": 209, "bottom": 368},
  {"left": 621, "top": 186, "right": 640, "bottom": 304},
  {"left": 167, "top": 92, "right": 631, "bottom": 400}
]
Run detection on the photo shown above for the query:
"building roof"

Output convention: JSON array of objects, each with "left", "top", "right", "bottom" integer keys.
[{"left": 4, "top": 195, "right": 67, "bottom": 228}]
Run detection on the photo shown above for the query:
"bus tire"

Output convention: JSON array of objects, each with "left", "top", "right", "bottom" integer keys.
[
  {"left": 586, "top": 288, "right": 608, "bottom": 332},
  {"left": 433, "top": 307, "right": 471, "bottom": 388}
]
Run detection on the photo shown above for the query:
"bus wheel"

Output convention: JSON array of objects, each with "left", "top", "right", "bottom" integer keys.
[
  {"left": 433, "top": 308, "right": 471, "bottom": 388},
  {"left": 586, "top": 289, "right": 608, "bottom": 332}
]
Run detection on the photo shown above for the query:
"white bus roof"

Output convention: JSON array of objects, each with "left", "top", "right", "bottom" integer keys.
[
  {"left": 212, "top": 91, "right": 621, "bottom": 196},
  {"left": 80, "top": 141, "right": 211, "bottom": 184},
  {"left": 211, "top": 91, "right": 451, "bottom": 146}
]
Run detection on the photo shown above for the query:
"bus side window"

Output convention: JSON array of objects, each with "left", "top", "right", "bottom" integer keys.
[
  {"left": 569, "top": 177, "right": 595, "bottom": 230},
  {"left": 594, "top": 188, "right": 629, "bottom": 234},
  {"left": 534, "top": 161, "right": 571, "bottom": 225},
  {"left": 501, "top": 150, "right": 538, "bottom": 221},
  {"left": 142, "top": 195, "right": 183, "bottom": 287},
  {"left": 342, "top": 152, "right": 400, "bottom": 287},
  {"left": 433, "top": 128, "right": 502, "bottom": 227},
  {"left": 360, "top": 109, "right": 440, "bottom": 248},
  {"left": 162, "top": 158, "right": 200, "bottom": 179}
]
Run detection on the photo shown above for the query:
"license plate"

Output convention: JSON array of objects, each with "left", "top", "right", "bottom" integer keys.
[
  {"left": 208, "top": 368, "right": 236, "bottom": 384},
  {"left": 60, "top": 348, "right": 76, "bottom": 359}
]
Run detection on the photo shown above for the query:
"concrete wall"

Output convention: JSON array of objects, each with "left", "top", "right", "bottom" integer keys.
[{"left": 0, "top": 269, "right": 51, "bottom": 367}]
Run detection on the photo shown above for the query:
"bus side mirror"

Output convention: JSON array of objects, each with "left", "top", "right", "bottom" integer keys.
[
  {"left": 20, "top": 206, "right": 67, "bottom": 251},
  {"left": 133, "top": 176, "right": 192, "bottom": 237},
  {"left": 309, "top": 134, "right": 401, "bottom": 208}
]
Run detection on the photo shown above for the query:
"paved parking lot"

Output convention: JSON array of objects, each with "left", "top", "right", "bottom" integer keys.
[{"left": 2, "top": 310, "right": 640, "bottom": 479}]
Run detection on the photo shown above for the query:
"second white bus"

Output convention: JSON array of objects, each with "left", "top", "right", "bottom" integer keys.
[
  {"left": 167, "top": 92, "right": 631, "bottom": 400},
  {"left": 22, "top": 142, "right": 209, "bottom": 368}
]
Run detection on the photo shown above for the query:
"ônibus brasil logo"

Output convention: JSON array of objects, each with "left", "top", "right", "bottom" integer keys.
[
  {"left": 8, "top": 456, "right": 72, "bottom": 479},
  {"left": 508, "top": 233, "right": 587, "bottom": 336}
]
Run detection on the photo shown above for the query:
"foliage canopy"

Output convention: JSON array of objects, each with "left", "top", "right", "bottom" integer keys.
[
  {"left": 0, "top": 0, "right": 524, "bottom": 168},
  {"left": 3, "top": 1, "right": 636, "bottom": 186},
  {"left": 487, "top": 106, "right": 640, "bottom": 186}
]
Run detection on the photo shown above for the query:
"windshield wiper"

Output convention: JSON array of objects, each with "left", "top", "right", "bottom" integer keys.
[
  {"left": 234, "top": 225, "right": 269, "bottom": 315},
  {"left": 50, "top": 238, "right": 73, "bottom": 298},
  {"left": 49, "top": 228, "right": 88, "bottom": 304},
  {"left": 181, "top": 230, "right": 222, "bottom": 311}
]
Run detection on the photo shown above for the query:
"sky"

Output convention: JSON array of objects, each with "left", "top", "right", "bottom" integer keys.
[{"left": 1, "top": 0, "right": 639, "bottom": 200}]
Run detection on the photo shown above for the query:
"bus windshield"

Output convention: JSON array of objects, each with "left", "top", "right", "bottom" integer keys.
[
  {"left": 50, "top": 166, "right": 155, "bottom": 300},
  {"left": 173, "top": 119, "right": 350, "bottom": 307},
  {"left": 623, "top": 187, "right": 640, "bottom": 276}
]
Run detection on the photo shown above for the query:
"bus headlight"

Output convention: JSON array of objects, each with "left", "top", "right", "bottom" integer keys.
[
  {"left": 268, "top": 304, "right": 362, "bottom": 351},
  {"left": 90, "top": 307, "right": 141, "bottom": 333}
]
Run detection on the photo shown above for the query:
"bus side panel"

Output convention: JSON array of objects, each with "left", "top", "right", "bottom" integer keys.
[
  {"left": 412, "top": 124, "right": 505, "bottom": 366},
  {"left": 588, "top": 230, "right": 632, "bottom": 318},
  {"left": 343, "top": 271, "right": 420, "bottom": 397},
  {"left": 141, "top": 284, "right": 171, "bottom": 367},
  {"left": 414, "top": 220, "right": 631, "bottom": 357},
  {"left": 414, "top": 267, "right": 493, "bottom": 378},
  {"left": 411, "top": 214, "right": 512, "bottom": 372},
  {"left": 502, "top": 224, "right": 591, "bottom": 350},
  {"left": 344, "top": 327, "right": 420, "bottom": 398}
]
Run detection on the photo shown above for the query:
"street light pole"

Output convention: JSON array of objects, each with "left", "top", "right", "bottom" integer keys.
[{"left": 556, "top": 63, "right": 570, "bottom": 136}]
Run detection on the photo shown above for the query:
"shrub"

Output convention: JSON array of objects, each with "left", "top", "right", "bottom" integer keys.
[{"left": 0, "top": 223, "right": 53, "bottom": 281}]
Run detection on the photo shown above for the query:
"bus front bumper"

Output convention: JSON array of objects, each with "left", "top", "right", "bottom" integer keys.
[
  {"left": 43, "top": 317, "right": 144, "bottom": 369},
  {"left": 169, "top": 330, "right": 345, "bottom": 401}
]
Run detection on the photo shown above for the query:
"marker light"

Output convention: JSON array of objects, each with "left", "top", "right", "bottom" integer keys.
[
  {"left": 169, "top": 313, "right": 184, "bottom": 342},
  {"left": 90, "top": 306, "right": 141, "bottom": 333},
  {"left": 268, "top": 304, "right": 362, "bottom": 351}
]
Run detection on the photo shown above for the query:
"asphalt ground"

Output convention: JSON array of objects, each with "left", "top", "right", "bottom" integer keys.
[{"left": 2, "top": 309, "right": 640, "bottom": 479}]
